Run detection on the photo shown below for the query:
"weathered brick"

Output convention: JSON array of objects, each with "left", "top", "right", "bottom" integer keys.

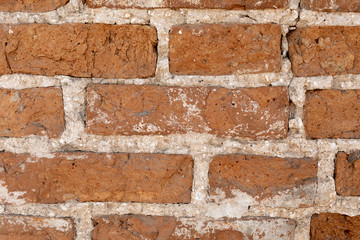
[
  {"left": 0, "top": 215, "right": 74, "bottom": 239},
  {"left": 92, "top": 215, "right": 296, "bottom": 239},
  {"left": 335, "top": 151, "right": 360, "bottom": 196},
  {"left": 301, "top": 0, "right": 360, "bottom": 12},
  {"left": 169, "top": 24, "right": 281, "bottom": 75},
  {"left": 0, "top": 24, "right": 157, "bottom": 78},
  {"left": 310, "top": 213, "right": 360, "bottom": 239},
  {"left": 85, "top": 0, "right": 169, "bottom": 8},
  {"left": 0, "top": 87, "right": 64, "bottom": 138},
  {"left": 170, "top": 0, "right": 289, "bottom": 9},
  {"left": 209, "top": 154, "right": 317, "bottom": 200},
  {"left": 86, "top": 85, "right": 289, "bottom": 139},
  {"left": 304, "top": 90, "right": 360, "bottom": 139},
  {"left": 0, "top": 152, "right": 193, "bottom": 204},
  {"left": 288, "top": 26, "right": 360, "bottom": 77},
  {"left": 0, "top": 0, "right": 68, "bottom": 12}
]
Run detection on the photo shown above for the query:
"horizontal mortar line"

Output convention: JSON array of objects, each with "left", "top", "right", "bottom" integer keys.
[
  {"left": 298, "top": 10, "right": 360, "bottom": 26},
  {"left": 0, "top": 73, "right": 293, "bottom": 89},
  {"left": 0, "top": 9, "right": 300, "bottom": 25},
  {"left": 293, "top": 75, "right": 360, "bottom": 90}
]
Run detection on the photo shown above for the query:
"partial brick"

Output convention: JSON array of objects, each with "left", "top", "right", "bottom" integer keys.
[
  {"left": 92, "top": 215, "right": 296, "bottom": 239},
  {"left": 0, "top": 87, "right": 64, "bottom": 138},
  {"left": 304, "top": 90, "right": 360, "bottom": 139},
  {"left": 85, "top": 0, "right": 169, "bottom": 8},
  {"left": 209, "top": 154, "right": 317, "bottom": 200},
  {"left": 310, "top": 213, "right": 360, "bottom": 239},
  {"left": 86, "top": 85, "right": 289, "bottom": 139},
  {"left": 170, "top": 0, "right": 289, "bottom": 9},
  {"left": 0, "top": 0, "right": 68, "bottom": 12},
  {"left": 0, "top": 215, "right": 74, "bottom": 239},
  {"left": 301, "top": 0, "right": 360, "bottom": 12},
  {"left": 169, "top": 24, "right": 281, "bottom": 75},
  {"left": 0, "top": 24, "right": 157, "bottom": 78},
  {"left": 0, "top": 152, "right": 193, "bottom": 204},
  {"left": 288, "top": 26, "right": 360, "bottom": 77},
  {"left": 335, "top": 151, "right": 360, "bottom": 196}
]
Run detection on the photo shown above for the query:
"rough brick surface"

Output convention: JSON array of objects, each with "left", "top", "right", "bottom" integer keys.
[
  {"left": 86, "top": 85, "right": 289, "bottom": 139},
  {"left": 92, "top": 215, "right": 296, "bottom": 239},
  {"left": 0, "top": 215, "right": 74, "bottom": 239},
  {"left": 169, "top": 24, "right": 281, "bottom": 75},
  {"left": 85, "top": 0, "right": 169, "bottom": 8},
  {"left": 170, "top": 0, "right": 288, "bottom": 9},
  {"left": 209, "top": 154, "right": 317, "bottom": 200},
  {"left": 0, "top": 24, "right": 157, "bottom": 78},
  {"left": 0, "top": 87, "right": 64, "bottom": 138},
  {"left": 301, "top": 0, "right": 360, "bottom": 12},
  {"left": 288, "top": 26, "right": 360, "bottom": 77},
  {"left": 335, "top": 151, "right": 360, "bottom": 196},
  {"left": 304, "top": 90, "right": 360, "bottom": 139},
  {"left": 0, "top": 152, "right": 193, "bottom": 204},
  {"left": 0, "top": 0, "right": 68, "bottom": 12},
  {"left": 310, "top": 213, "right": 360, "bottom": 239}
]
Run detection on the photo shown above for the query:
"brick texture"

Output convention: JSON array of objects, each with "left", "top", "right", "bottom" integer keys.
[
  {"left": 0, "top": 24, "right": 157, "bottom": 78},
  {"left": 0, "top": 152, "right": 193, "bottom": 204},
  {"left": 304, "top": 90, "right": 360, "bottom": 139},
  {"left": 170, "top": 0, "right": 289, "bottom": 9},
  {"left": 335, "top": 151, "right": 360, "bottom": 196},
  {"left": 288, "top": 26, "right": 360, "bottom": 77},
  {"left": 310, "top": 213, "right": 360, "bottom": 239},
  {"left": 209, "top": 154, "right": 317, "bottom": 200},
  {"left": 0, "top": 0, "right": 68, "bottom": 12},
  {"left": 92, "top": 215, "right": 296, "bottom": 239},
  {"left": 0, "top": 87, "right": 64, "bottom": 138},
  {"left": 85, "top": 0, "right": 168, "bottom": 8},
  {"left": 301, "top": 0, "right": 360, "bottom": 12},
  {"left": 169, "top": 24, "right": 281, "bottom": 75},
  {"left": 86, "top": 85, "right": 289, "bottom": 139},
  {"left": 0, "top": 215, "right": 74, "bottom": 239}
]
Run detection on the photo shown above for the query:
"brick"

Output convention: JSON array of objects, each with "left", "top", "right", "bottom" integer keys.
[
  {"left": 335, "top": 151, "right": 360, "bottom": 196},
  {"left": 301, "top": 0, "right": 360, "bottom": 12},
  {"left": 209, "top": 154, "right": 317, "bottom": 200},
  {"left": 0, "top": 24, "right": 157, "bottom": 78},
  {"left": 170, "top": 0, "right": 289, "bottom": 9},
  {"left": 288, "top": 26, "right": 360, "bottom": 77},
  {"left": 0, "top": 0, "right": 68, "bottom": 12},
  {"left": 0, "top": 215, "right": 74, "bottom": 239},
  {"left": 86, "top": 0, "right": 169, "bottom": 8},
  {"left": 310, "top": 213, "right": 360, "bottom": 239},
  {"left": 304, "top": 90, "right": 360, "bottom": 139},
  {"left": 169, "top": 24, "right": 281, "bottom": 75},
  {"left": 0, "top": 87, "right": 64, "bottom": 138},
  {"left": 0, "top": 152, "right": 193, "bottom": 204},
  {"left": 86, "top": 85, "right": 289, "bottom": 139},
  {"left": 92, "top": 215, "right": 296, "bottom": 239}
]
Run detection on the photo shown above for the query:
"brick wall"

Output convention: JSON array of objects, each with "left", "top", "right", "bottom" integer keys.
[{"left": 0, "top": 0, "right": 360, "bottom": 239}]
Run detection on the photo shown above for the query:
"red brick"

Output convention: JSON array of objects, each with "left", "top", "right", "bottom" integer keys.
[
  {"left": 170, "top": 0, "right": 289, "bottom": 9},
  {"left": 92, "top": 215, "right": 296, "bottom": 239},
  {"left": 304, "top": 90, "right": 360, "bottom": 139},
  {"left": 169, "top": 24, "right": 281, "bottom": 75},
  {"left": 0, "top": 0, "right": 68, "bottom": 12},
  {"left": 335, "top": 151, "right": 360, "bottom": 196},
  {"left": 0, "top": 215, "right": 74, "bottom": 239},
  {"left": 209, "top": 154, "right": 317, "bottom": 200},
  {"left": 0, "top": 87, "right": 64, "bottom": 138},
  {"left": 288, "top": 26, "right": 360, "bottom": 77},
  {"left": 310, "top": 213, "right": 360, "bottom": 239},
  {"left": 85, "top": 0, "right": 169, "bottom": 8},
  {"left": 0, "top": 24, "right": 157, "bottom": 78},
  {"left": 0, "top": 152, "right": 193, "bottom": 204},
  {"left": 86, "top": 85, "right": 289, "bottom": 139},
  {"left": 301, "top": 0, "right": 360, "bottom": 12}
]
